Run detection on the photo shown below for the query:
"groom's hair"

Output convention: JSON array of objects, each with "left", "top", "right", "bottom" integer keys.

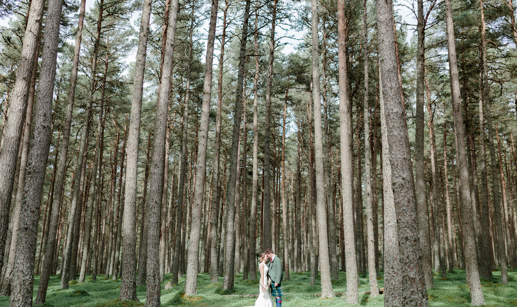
[{"left": 265, "top": 248, "right": 274, "bottom": 255}]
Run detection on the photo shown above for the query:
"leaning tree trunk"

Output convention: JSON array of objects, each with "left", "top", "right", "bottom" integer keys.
[
  {"left": 145, "top": 0, "right": 179, "bottom": 304},
  {"left": 362, "top": 0, "right": 379, "bottom": 297},
  {"left": 377, "top": 0, "right": 428, "bottom": 305},
  {"left": 444, "top": 0, "right": 485, "bottom": 304},
  {"left": 184, "top": 0, "right": 218, "bottom": 295},
  {"left": 10, "top": 0, "right": 63, "bottom": 304},
  {"left": 35, "top": 0, "right": 85, "bottom": 298},
  {"left": 415, "top": 0, "right": 434, "bottom": 289},
  {"left": 0, "top": 0, "right": 44, "bottom": 272},
  {"left": 337, "top": 0, "right": 358, "bottom": 303},
  {"left": 222, "top": 0, "right": 251, "bottom": 291},
  {"left": 119, "top": 0, "right": 154, "bottom": 300}
]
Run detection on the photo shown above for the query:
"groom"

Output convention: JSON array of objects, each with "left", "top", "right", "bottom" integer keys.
[{"left": 265, "top": 248, "right": 283, "bottom": 307}]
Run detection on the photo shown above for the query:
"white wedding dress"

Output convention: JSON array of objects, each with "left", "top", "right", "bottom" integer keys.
[{"left": 253, "top": 263, "right": 273, "bottom": 307}]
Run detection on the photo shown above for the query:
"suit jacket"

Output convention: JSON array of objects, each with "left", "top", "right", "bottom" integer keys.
[{"left": 268, "top": 255, "right": 283, "bottom": 284}]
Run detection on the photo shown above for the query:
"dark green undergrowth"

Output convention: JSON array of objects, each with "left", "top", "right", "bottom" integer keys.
[{"left": 0, "top": 269, "right": 516, "bottom": 306}]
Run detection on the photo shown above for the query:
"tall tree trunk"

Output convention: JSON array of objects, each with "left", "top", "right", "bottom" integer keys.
[
  {"left": 0, "top": 0, "right": 44, "bottom": 272},
  {"left": 337, "top": 0, "right": 358, "bottom": 302},
  {"left": 35, "top": 0, "right": 84, "bottom": 291},
  {"left": 362, "top": 0, "right": 379, "bottom": 296},
  {"left": 377, "top": 0, "right": 428, "bottom": 305},
  {"left": 10, "top": 0, "right": 63, "bottom": 303},
  {"left": 262, "top": 0, "right": 278, "bottom": 251},
  {"left": 444, "top": 0, "right": 485, "bottom": 303},
  {"left": 310, "top": 0, "right": 333, "bottom": 298},
  {"left": 415, "top": 0, "right": 434, "bottom": 289},
  {"left": 184, "top": 0, "right": 218, "bottom": 294},
  {"left": 145, "top": 0, "right": 179, "bottom": 304},
  {"left": 119, "top": 0, "right": 154, "bottom": 300},
  {"left": 281, "top": 90, "right": 290, "bottom": 281},
  {"left": 62, "top": 0, "right": 104, "bottom": 288},
  {"left": 248, "top": 0, "right": 260, "bottom": 280},
  {"left": 171, "top": 2, "right": 195, "bottom": 286},
  {"left": 480, "top": 0, "right": 508, "bottom": 284},
  {"left": 222, "top": 0, "right": 251, "bottom": 290}
]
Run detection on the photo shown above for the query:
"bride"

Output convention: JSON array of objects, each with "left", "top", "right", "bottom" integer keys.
[{"left": 253, "top": 253, "right": 273, "bottom": 307}]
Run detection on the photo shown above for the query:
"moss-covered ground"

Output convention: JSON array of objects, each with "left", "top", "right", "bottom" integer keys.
[{"left": 0, "top": 269, "right": 516, "bottom": 306}]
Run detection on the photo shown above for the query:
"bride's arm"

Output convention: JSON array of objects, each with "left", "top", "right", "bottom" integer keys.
[{"left": 259, "top": 263, "right": 265, "bottom": 288}]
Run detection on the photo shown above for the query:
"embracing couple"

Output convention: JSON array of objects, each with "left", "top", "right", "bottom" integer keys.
[{"left": 253, "top": 248, "right": 283, "bottom": 307}]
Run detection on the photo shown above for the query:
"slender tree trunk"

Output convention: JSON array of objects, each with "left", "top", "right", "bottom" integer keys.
[
  {"left": 362, "top": 0, "right": 379, "bottom": 296},
  {"left": 10, "top": 0, "right": 63, "bottom": 303},
  {"left": 184, "top": 0, "right": 218, "bottom": 294},
  {"left": 337, "top": 0, "right": 358, "bottom": 302},
  {"left": 0, "top": 0, "right": 44, "bottom": 272},
  {"left": 480, "top": 0, "right": 507, "bottom": 284},
  {"left": 415, "top": 0, "right": 434, "bottom": 289},
  {"left": 377, "top": 0, "right": 428, "bottom": 305},
  {"left": 281, "top": 90, "right": 290, "bottom": 281},
  {"left": 171, "top": 3, "right": 195, "bottom": 286},
  {"left": 222, "top": 0, "right": 251, "bottom": 290},
  {"left": 119, "top": 0, "right": 153, "bottom": 300},
  {"left": 137, "top": 132, "right": 152, "bottom": 285},
  {"left": 444, "top": 0, "right": 485, "bottom": 303},
  {"left": 248, "top": 0, "right": 260, "bottom": 280},
  {"left": 145, "top": 0, "right": 179, "bottom": 304}
]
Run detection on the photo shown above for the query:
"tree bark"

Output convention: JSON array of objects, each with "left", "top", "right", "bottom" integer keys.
[
  {"left": 415, "top": 0, "right": 434, "bottom": 289},
  {"left": 362, "top": 0, "right": 379, "bottom": 296},
  {"left": 10, "top": 0, "right": 63, "bottom": 303},
  {"left": 377, "top": 0, "right": 428, "bottom": 305},
  {"left": 337, "top": 0, "right": 358, "bottom": 302},
  {"left": 137, "top": 132, "right": 152, "bottom": 285},
  {"left": 184, "top": 0, "right": 218, "bottom": 294},
  {"left": 0, "top": 0, "right": 44, "bottom": 272},
  {"left": 119, "top": 0, "right": 154, "bottom": 300},
  {"left": 222, "top": 0, "right": 251, "bottom": 290},
  {"left": 444, "top": 0, "right": 485, "bottom": 303},
  {"left": 145, "top": 0, "right": 179, "bottom": 304}
]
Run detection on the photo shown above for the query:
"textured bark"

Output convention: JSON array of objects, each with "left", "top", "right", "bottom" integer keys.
[
  {"left": 362, "top": 0, "right": 379, "bottom": 296},
  {"left": 10, "top": 0, "right": 63, "bottom": 303},
  {"left": 415, "top": 0, "right": 434, "bottom": 289},
  {"left": 222, "top": 0, "right": 251, "bottom": 290},
  {"left": 209, "top": 0, "right": 229, "bottom": 284},
  {"left": 380, "top": 73, "right": 402, "bottom": 307},
  {"left": 377, "top": 0, "right": 428, "bottom": 305},
  {"left": 337, "top": 0, "right": 358, "bottom": 302},
  {"left": 119, "top": 0, "right": 153, "bottom": 300},
  {"left": 184, "top": 0, "right": 218, "bottom": 294},
  {"left": 145, "top": 0, "right": 179, "bottom": 304},
  {"left": 0, "top": 37, "right": 39, "bottom": 296},
  {"left": 281, "top": 91, "right": 290, "bottom": 281},
  {"left": 0, "top": 0, "right": 44, "bottom": 272},
  {"left": 35, "top": 0, "right": 82, "bottom": 291},
  {"left": 444, "top": 0, "right": 485, "bottom": 303}
]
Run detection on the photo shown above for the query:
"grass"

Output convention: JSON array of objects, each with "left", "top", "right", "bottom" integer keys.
[{"left": 0, "top": 269, "right": 516, "bottom": 306}]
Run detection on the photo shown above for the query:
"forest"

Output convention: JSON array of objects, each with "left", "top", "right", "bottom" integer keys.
[{"left": 0, "top": 0, "right": 517, "bottom": 306}]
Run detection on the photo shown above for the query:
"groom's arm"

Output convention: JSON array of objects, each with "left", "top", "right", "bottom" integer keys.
[{"left": 271, "top": 259, "right": 282, "bottom": 284}]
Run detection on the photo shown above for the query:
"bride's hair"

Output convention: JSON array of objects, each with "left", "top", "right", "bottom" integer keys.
[{"left": 259, "top": 253, "right": 266, "bottom": 262}]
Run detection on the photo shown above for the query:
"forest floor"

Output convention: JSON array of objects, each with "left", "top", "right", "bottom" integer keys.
[{"left": 0, "top": 269, "right": 516, "bottom": 306}]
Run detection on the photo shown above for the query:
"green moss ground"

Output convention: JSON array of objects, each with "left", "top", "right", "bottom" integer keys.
[{"left": 0, "top": 269, "right": 516, "bottom": 306}]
